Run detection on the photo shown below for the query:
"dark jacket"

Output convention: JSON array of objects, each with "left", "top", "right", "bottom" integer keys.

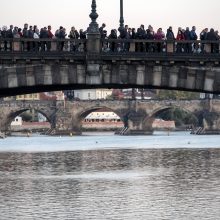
[
  {"left": 206, "top": 29, "right": 218, "bottom": 41},
  {"left": 1, "top": 30, "right": 8, "bottom": 38},
  {"left": 40, "top": 29, "right": 49, "bottom": 38},
  {"left": 200, "top": 32, "right": 208, "bottom": 41},
  {"left": 7, "top": 29, "right": 13, "bottom": 38},
  {"left": 79, "top": 31, "right": 86, "bottom": 39},
  {"left": 135, "top": 28, "right": 145, "bottom": 39},
  {"left": 108, "top": 30, "right": 117, "bottom": 39},
  {"left": 190, "top": 30, "right": 198, "bottom": 40},
  {"left": 145, "top": 29, "right": 154, "bottom": 40},
  {"left": 69, "top": 30, "right": 79, "bottom": 39},
  {"left": 166, "top": 29, "right": 175, "bottom": 40},
  {"left": 119, "top": 28, "right": 127, "bottom": 39},
  {"left": 184, "top": 30, "right": 191, "bottom": 40},
  {"left": 28, "top": 30, "right": 34, "bottom": 38},
  {"left": 23, "top": 28, "right": 29, "bottom": 38}
]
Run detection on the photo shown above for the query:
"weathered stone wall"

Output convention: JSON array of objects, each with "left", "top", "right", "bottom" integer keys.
[
  {"left": 0, "top": 61, "right": 220, "bottom": 97},
  {"left": 0, "top": 99, "right": 220, "bottom": 135}
]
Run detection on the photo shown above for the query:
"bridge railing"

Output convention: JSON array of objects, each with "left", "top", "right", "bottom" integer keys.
[
  {"left": 101, "top": 39, "right": 220, "bottom": 54},
  {"left": 0, "top": 38, "right": 86, "bottom": 53},
  {"left": 1, "top": 38, "right": 220, "bottom": 55}
]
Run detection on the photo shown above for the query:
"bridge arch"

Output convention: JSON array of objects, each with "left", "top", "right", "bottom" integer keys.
[
  {"left": 77, "top": 106, "right": 126, "bottom": 131},
  {"left": 143, "top": 105, "right": 200, "bottom": 131},
  {"left": 6, "top": 108, "right": 53, "bottom": 132}
]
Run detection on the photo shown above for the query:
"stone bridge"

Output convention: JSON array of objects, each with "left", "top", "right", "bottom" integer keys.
[
  {"left": 0, "top": 1, "right": 220, "bottom": 97},
  {"left": 0, "top": 99, "right": 220, "bottom": 135}
]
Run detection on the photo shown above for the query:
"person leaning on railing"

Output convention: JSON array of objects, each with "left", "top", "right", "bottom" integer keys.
[
  {"left": 68, "top": 27, "right": 79, "bottom": 52},
  {"left": 176, "top": 27, "right": 185, "bottom": 53},
  {"left": 206, "top": 28, "right": 219, "bottom": 53},
  {"left": 154, "top": 28, "right": 165, "bottom": 53},
  {"left": 108, "top": 29, "right": 118, "bottom": 52},
  {"left": 200, "top": 28, "right": 208, "bottom": 53}
]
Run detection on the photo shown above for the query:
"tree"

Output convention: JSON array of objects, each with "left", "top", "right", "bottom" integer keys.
[{"left": 156, "top": 90, "right": 200, "bottom": 100}]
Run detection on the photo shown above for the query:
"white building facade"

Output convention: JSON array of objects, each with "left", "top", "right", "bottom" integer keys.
[{"left": 74, "top": 89, "right": 112, "bottom": 100}]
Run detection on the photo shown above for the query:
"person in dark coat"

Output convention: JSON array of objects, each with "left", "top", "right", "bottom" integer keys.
[
  {"left": 145, "top": 29, "right": 155, "bottom": 52},
  {"left": 1, "top": 26, "right": 8, "bottom": 51},
  {"left": 108, "top": 29, "right": 117, "bottom": 52},
  {"left": 190, "top": 26, "right": 198, "bottom": 52},
  {"left": 135, "top": 25, "right": 146, "bottom": 52},
  {"left": 40, "top": 27, "right": 49, "bottom": 51},
  {"left": 68, "top": 26, "right": 79, "bottom": 52},
  {"left": 166, "top": 26, "right": 175, "bottom": 40},
  {"left": 184, "top": 27, "right": 191, "bottom": 53},
  {"left": 99, "top": 23, "right": 106, "bottom": 39},
  {"left": 206, "top": 28, "right": 218, "bottom": 53},
  {"left": 200, "top": 28, "right": 208, "bottom": 52}
]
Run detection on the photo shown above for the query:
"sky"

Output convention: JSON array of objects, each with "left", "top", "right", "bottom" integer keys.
[{"left": 0, "top": 0, "right": 220, "bottom": 34}]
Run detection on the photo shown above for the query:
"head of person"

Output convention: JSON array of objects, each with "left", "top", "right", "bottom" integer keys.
[
  {"left": 24, "top": 23, "right": 28, "bottom": 29},
  {"left": 158, "top": 28, "right": 162, "bottom": 33},
  {"left": 102, "top": 23, "right": 106, "bottom": 28},
  {"left": 148, "top": 25, "right": 153, "bottom": 31},
  {"left": 48, "top": 25, "right": 52, "bottom": 30},
  {"left": 192, "top": 26, "right": 196, "bottom": 31}
]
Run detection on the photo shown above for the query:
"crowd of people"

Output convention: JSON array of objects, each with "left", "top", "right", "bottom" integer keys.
[
  {"left": 0, "top": 23, "right": 219, "bottom": 53},
  {"left": 100, "top": 24, "right": 220, "bottom": 53}
]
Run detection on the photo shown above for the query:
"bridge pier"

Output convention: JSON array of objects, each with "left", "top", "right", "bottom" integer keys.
[
  {"left": 201, "top": 112, "right": 220, "bottom": 135},
  {"left": 123, "top": 110, "right": 153, "bottom": 135},
  {"left": 52, "top": 101, "right": 82, "bottom": 136}
]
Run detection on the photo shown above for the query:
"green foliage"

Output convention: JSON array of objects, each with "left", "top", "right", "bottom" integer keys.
[
  {"left": 156, "top": 90, "right": 200, "bottom": 100},
  {"left": 159, "top": 108, "right": 198, "bottom": 126},
  {"left": 20, "top": 112, "right": 33, "bottom": 122}
]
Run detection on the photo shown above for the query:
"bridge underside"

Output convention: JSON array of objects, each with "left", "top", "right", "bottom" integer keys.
[{"left": 0, "top": 56, "right": 220, "bottom": 97}]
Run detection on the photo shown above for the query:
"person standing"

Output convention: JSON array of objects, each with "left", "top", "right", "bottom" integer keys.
[
  {"left": 190, "top": 26, "right": 198, "bottom": 52},
  {"left": 68, "top": 26, "right": 79, "bottom": 52}
]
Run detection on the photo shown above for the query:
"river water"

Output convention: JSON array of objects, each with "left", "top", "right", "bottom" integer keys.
[{"left": 0, "top": 131, "right": 220, "bottom": 220}]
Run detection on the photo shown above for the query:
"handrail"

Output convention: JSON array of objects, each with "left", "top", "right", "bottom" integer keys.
[{"left": 0, "top": 38, "right": 220, "bottom": 54}]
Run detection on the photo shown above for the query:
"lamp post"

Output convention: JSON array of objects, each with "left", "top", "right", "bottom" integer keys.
[
  {"left": 119, "top": 0, "right": 124, "bottom": 32},
  {"left": 87, "top": 0, "right": 101, "bottom": 53},
  {"left": 88, "top": 0, "right": 99, "bottom": 34}
]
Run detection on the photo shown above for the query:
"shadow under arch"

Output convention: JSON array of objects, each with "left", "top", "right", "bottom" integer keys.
[{"left": 143, "top": 105, "right": 199, "bottom": 130}]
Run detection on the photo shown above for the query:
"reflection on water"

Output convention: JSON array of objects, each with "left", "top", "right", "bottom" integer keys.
[{"left": 0, "top": 133, "right": 220, "bottom": 219}]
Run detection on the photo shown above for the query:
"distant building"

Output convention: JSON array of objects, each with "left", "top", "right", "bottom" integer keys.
[
  {"left": 82, "top": 109, "right": 123, "bottom": 130},
  {"left": 74, "top": 89, "right": 112, "bottom": 100},
  {"left": 122, "top": 89, "right": 156, "bottom": 100},
  {"left": 16, "top": 93, "right": 40, "bottom": 100},
  {"left": 11, "top": 116, "right": 22, "bottom": 126},
  {"left": 85, "top": 111, "right": 121, "bottom": 122}
]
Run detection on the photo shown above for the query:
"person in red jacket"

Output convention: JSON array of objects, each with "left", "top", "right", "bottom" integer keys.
[{"left": 176, "top": 27, "right": 185, "bottom": 52}]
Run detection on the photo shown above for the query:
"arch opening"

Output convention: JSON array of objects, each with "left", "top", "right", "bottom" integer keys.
[
  {"left": 80, "top": 107, "right": 124, "bottom": 134},
  {"left": 145, "top": 107, "right": 199, "bottom": 132},
  {"left": 8, "top": 108, "right": 52, "bottom": 136}
]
